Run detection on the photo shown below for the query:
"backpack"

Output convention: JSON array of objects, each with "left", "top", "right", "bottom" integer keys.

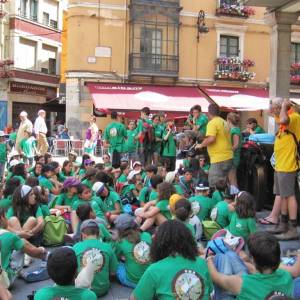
[
  {"left": 42, "top": 215, "right": 67, "bottom": 246},
  {"left": 202, "top": 220, "right": 222, "bottom": 241}
]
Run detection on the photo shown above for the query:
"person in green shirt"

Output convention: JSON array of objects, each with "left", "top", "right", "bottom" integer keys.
[
  {"left": 0, "top": 177, "right": 21, "bottom": 209},
  {"left": 19, "top": 131, "right": 36, "bottom": 166},
  {"left": 81, "top": 168, "right": 97, "bottom": 191},
  {"left": 126, "top": 120, "right": 138, "bottom": 164},
  {"left": 162, "top": 120, "right": 177, "bottom": 172},
  {"left": 7, "top": 185, "right": 44, "bottom": 240},
  {"left": 189, "top": 104, "right": 209, "bottom": 137},
  {"left": 165, "top": 171, "right": 184, "bottom": 196},
  {"left": 115, "top": 214, "right": 152, "bottom": 287},
  {"left": 59, "top": 160, "right": 75, "bottom": 182},
  {"left": 245, "top": 117, "right": 265, "bottom": 135},
  {"left": 39, "top": 164, "right": 61, "bottom": 196},
  {"left": 131, "top": 220, "right": 213, "bottom": 300},
  {"left": 226, "top": 191, "right": 256, "bottom": 241},
  {"left": 30, "top": 162, "right": 43, "bottom": 178},
  {"left": 139, "top": 182, "right": 175, "bottom": 231},
  {"left": 211, "top": 179, "right": 227, "bottom": 207},
  {"left": 34, "top": 247, "right": 97, "bottom": 300},
  {"left": 152, "top": 114, "right": 163, "bottom": 165},
  {"left": 147, "top": 175, "right": 163, "bottom": 202},
  {"left": 73, "top": 219, "right": 118, "bottom": 297},
  {"left": 207, "top": 231, "right": 293, "bottom": 300},
  {"left": 0, "top": 131, "right": 10, "bottom": 181},
  {"left": 10, "top": 162, "right": 27, "bottom": 185},
  {"left": 92, "top": 182, "right": 122, "bottom": 223},
  {"left": 117, "top": 163, "right": 130, "bottom": 185},
  {"left": 210, "top": 191, "right": 234, "bottom": 228},
  {"left": 0, "top": 207, "right": 47, "bottom": 287},
  {"left": 103, "top": 111, "right": 127, "bottom": 155}
]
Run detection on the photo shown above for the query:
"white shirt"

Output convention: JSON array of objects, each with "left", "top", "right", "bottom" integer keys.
[{"left": 34, "top": 116, "right": 47, "bottom": 135}]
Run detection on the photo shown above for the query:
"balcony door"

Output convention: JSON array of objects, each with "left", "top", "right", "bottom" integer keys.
[{"left": 140, "top": 27, "right": 162, "bottom": 70}]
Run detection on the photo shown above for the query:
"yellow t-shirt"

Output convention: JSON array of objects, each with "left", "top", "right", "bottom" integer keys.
[
  {"left": 274, "top": 112, "right": 300, "bottom": 172},
  {"left": 206, "top": 116, "right": 233, "bottom": 164}
]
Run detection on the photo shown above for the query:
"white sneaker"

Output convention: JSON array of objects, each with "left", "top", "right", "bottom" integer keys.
[{"left": 24, "top": 254, "right": 33, "bottom": 267}]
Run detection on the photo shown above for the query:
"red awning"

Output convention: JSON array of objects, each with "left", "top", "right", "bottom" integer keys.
[
  {"left": 87, "top": 83, "right": 211, "bottom": 116},
  {"left": 201, "top": 86, "right": 270, "bottom": 111}
]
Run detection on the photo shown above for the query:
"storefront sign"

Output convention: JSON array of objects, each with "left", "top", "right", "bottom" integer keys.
[{"left": 10, "top": 82, "right": 47, "bottom": 96}]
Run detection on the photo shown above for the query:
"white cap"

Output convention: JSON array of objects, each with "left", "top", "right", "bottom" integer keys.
[
  {"left": 9, "top": 159, "right": 20, "bottom": 168},
  {"left": 127, "top": 170, "right": 140, "bottom": 181},
  {"left": 165, "top": 171, "right": 177, "bottom": 184},
  {"left": 196, "top": 183, "right": 210, "bottom": 191},
  {"left": 20, "top": 111, "right": 27, "bottom": 117},
  {"left": 132, "top": 161, "right": 142, "bottom": 168},
  {"left": 0, "top": 131, "right": 5, "bottom": 137},
  {"left": 21, "top": 185, "right": 32, "bottom": 199},
  {"left": 38, "top": 109, "right": 46, "bottom": 115},
  {"left": 92, "top": 182, "right": 105, "bottom": 194}
]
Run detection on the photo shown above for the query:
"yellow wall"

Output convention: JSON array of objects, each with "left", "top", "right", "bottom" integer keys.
[{"left": 60, "top": 11, "right": 68, "bottom": 83}]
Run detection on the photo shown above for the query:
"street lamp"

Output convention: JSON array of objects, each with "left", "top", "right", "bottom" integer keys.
[{"left": 197, "top": 10, "right": 209, "bottom": 42}]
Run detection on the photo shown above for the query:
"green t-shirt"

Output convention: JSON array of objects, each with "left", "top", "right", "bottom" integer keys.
[
  {"left": 0, "top": 231, "right": 24, "bottom": 280},
  {"left": 101, "top": 191, "right": 122, "bottom": 212},
  {"left": 185, "top": 222, "right": 196, "bottom": 237},
  {"left": 72, "top": 197, "right": 106, "bottom": 221},
  {"left": 6, "top": 206, "right": 43, "bottom": 225},
  {"left": 0, "top": 143, "right": 7, "bottom": 163},
  {"left": 116, "top": 232, "right": 152, "bottom": 284},
  {"left": 189, "top": 195, "right": 214, "bottom": 221},
  {"left": 40, "top": 204, "right": 50, "bottom": 217},
  {"left": 210, "top": 201, "right": 232, "bottom": 228},
  {"left": 133, "top": 255, "right": 213, "bottom": 300},
  {"left": 59, "top": 170, "right": 75, "bottom": 183},
  {"left": 0, "top": 195, "right": 12, "bottom": 209},
  {"left": 195, "top": 114, "right": 208, "bottom": 136},
  {"left": 39, "top": 176, "right": 54, "bottom": 191},
  {"left": 73, "top": 239, "right": 118, "bottom": 296},
  {"left": 117, "top": 174, "right": 127, "bottom": 184},
  {"left": 226, "top": 212, "right": 256, "bottom": 241},
  {"left": 149, "top": 190, "right": 158, "bottom": 201},
  {"left": 81, "top": 178, "right": 93, "bottom": 189},
  {"left": 78, "top": 168, "right": 86, "bottom": 177},
  {"left": 211, "top": 190, "right": 224, "bottom": 207},
  {"left": 121, "top": 183, "right": 136, "bottom": 197},
  {"left": 103, "top": 121, "right": 127, "bottom": 153},
  {"left": 137, "top": 118, "right": 153, "bottom": 149},
  {"left": 9, "top": 132, "right": 17, "bottom": 141},
  {"left": 183, "top": 159, "right": 190, "bottom": 169},
  {"left": 20, "top": 137, "right": 35, "bottom": 158},
  {"left": 55, "top": 193, "right": 78, "bottom": 207},
  {"left": 162, "top": 131, "right": 176, "bottom": 157},
  {"left": 174, "top": 184, "right": 184, "bottom": 196},
  {"left": 237, "top": 269, "right": 293, "bottom": 300},
  {"left": 230, "top": 127, "right": 242, "bottom": 167},
  {"left": 254, "top": 125, "right": 265, "bottom": 134},
  {"left": 153, "top": 124, "right": 163, "bottom": 153},
  {"left": 126, "top": 129, "right": 138, "bottom": 153},
  {"left": 12, "top": 175, "right": 25, "bottom": 185},
  {"left": 156, "top": 199, "right": 172, "bottom": 220},
  {"left": 34, "top": 285, "right": 97, "bottom": 300},
  {"left": 138, "top": 186, "right": 151, "bottom": 204}
]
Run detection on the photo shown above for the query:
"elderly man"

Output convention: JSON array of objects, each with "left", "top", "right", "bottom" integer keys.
[
  {"left": 268, "top": 98, "right": 300, "bottom": 241},
  {"left": 34, "top": 110, "right": 48, "bottom": 155},
  {"left": 15, "top": 111, "right": 33, "bottom": 153}
]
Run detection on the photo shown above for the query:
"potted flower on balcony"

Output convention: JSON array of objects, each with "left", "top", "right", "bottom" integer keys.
[{"left": 216, "top": 1, "right": 255, "bottom": 18}]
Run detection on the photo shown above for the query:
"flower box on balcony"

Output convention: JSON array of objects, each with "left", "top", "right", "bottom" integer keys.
[
  {"left": 290, "top": 63, "right": 300, "bottom": 85},
  {"left": 216, "top": 5, "right": 255, "bottom": 18}
]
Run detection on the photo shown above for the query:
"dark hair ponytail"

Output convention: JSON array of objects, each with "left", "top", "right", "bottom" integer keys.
[{"left": 175, "top": 199, "right": 191, "bottom": 222}]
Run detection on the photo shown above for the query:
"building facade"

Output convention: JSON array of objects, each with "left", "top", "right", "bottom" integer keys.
[
  {"left": 0, "top": 0, "right": 65, "bottom": 131},
  {"left": 65, "top": 0, "right": 299, "bottom": 138}
]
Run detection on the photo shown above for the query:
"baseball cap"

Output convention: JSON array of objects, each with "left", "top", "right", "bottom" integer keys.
[
  {"left": 127, "top": 170, "right": 140, "bottom": 181},
  {"left": 114, "top": 214, "right": 137, "bottom": 231},
  {"left": 21, "top": 185, "right": 32, "bottom": 199},
  {"left": 169, "top": 194, "right": 183, "bottom": 212},
  {"left": 84, "top": 159, "right": 94, "bottom": 166},
  {"left": 63, "top": 177, "right": 81, "bottom": 189},
  {"left": 80, "top": 219, "right": 99, "bottom": 232},
  {"left": 133, "top": 161, "right": 142, "bottom": 168},
  {"left": 0, "top": 131, "right": 5, "bottom": 137},
  {"left": 92, "top": 182, "right": 105, "bottom": 194},
  {"left": 20, "top": 111, "right": 27, "bottom": 117},
  {"left": 196, "top": 183, "right": 210, "bottom": 191}
]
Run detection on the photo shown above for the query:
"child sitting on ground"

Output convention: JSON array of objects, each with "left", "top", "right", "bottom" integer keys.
[
  {"left": 34, "top": 247, "right": 97, "bottom": 299},
  {"left": 226, "top": 191, "right": 256, "bottom": 241},
  {"left": 211, "top": 179, "right": 227, "bottom": 207},
  {"left": 115, "top": 214, "right": 152, "bottom": 288}
]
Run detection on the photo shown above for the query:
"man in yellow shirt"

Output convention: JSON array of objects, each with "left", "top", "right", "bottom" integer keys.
[
  {"left": 196, "top": 104, "right": 233, "bottom": 187},
  {"left": 268, "top": 98, "right": 300, "bottom": 241}
]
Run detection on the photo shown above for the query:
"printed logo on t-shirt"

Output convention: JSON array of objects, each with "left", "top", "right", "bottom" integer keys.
[
  {"left": 81, "top": 247, "right": 105, "bottom": 272},
  {"left": 172, "top": 269, "right": 204, "bottom": 300},
  {"left": 109, "top": 127, "right": 117, "bottom": 137},
  {"left": 53, "top": 298, "right": 70, "bottom": 300},
  {"left": 191, "top": 201, "right": 201, "bottom": 215},
  {"left": 265, "top": 291, "right": 287, "bottom": 300},
  {"left": 133, "top": 241, "right": 151, "bottom": 264},
  {"left": 210, "top": 207, "right": 218, "bottom": 221}
]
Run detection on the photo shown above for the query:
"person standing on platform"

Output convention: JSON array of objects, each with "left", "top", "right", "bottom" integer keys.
[
  {"left": 34, "top": 110, "right": 48, "bottom": 155},
  {"left": 15, "top": 111, "right": 33, "bottom": 154},
  {"left": 84, "top": 115, "right": 99, "bottom": 155}
]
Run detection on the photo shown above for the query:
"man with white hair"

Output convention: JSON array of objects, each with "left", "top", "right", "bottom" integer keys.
[
  {"left": 15, "top": 111, "right": 33, "bottom": 153},
  {"left": 268, "top": 98, "right": 300, "bottom": 240},
  {"left": 34, "top": 109, "right": 48, "bottom": 155}
]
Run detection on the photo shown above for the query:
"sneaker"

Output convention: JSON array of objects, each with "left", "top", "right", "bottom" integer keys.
[{"left": 24, "top": 254, "right": 33, "bottom": 267}]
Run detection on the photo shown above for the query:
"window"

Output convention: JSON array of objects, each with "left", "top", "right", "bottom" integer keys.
[
  {"left": 220, "top": 35, "right": 239, "bottom": 57},
  {"left": 291, "top": 43, "right": 300, "bottom": 64},
  {"left": 17, "top": 38, "right": 36, "bottom": 70},
  {"left": 41, "top": 44, "right": 57, "bottom": 74},
  {"left": 29, "top": 0, "right": 37, "bottom": 20},
  {"left": 43, "top": 12, "right": 49, "bottom": 26},
  {"left": 49, "top": 19, "right": 57, "bottom": 29},
  {"left": 20, "top": 0, "right": 27, "bottom": 17},
  {"left": 220, "top": 0, "right": 238, "bottom": 5},
  {"left": 48, "top": 58, "right": 56, "bottom": 74}
]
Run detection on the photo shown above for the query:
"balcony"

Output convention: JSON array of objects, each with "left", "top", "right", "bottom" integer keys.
[
  {"left": 0, "top": 59, "right": 14, "bottom": 78},
  {"left": 216, "top": 2, "right": 255, "bottom": 18},
  {"left": 291, "top": 63, "right": 300, "bottom": 85},
  {"left": 129, "top": 53, "right": 179, "bottom": 78},
  {"left": 214, "top": 57, "right": 255, "bottom": 82}
]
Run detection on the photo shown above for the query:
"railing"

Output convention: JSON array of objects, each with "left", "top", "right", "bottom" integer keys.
[
  {"left": 216, "top": 1, "right": 255, "bottom": 18},
  {"left": 17, "top": 13, "right": 59, "bottom": 30},
  {"left": 291, "top": 63, "right": 300, "bottom": 85},
  {"left": 130, "top": 0, "right": 180, "bottom": 7},
  {"left": 129, "top": 53, "right": 179, "bottom": 77},
  {"left": 214, "top": 57, "right": 255, "bottom": 82}
]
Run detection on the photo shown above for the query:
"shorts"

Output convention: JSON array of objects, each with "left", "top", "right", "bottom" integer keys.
[
  {"left": 274, "top": 171, "right": 297, "bottom": 198},
  {"left": 208, "top": 159, "right": 233, "bottom": 188}
]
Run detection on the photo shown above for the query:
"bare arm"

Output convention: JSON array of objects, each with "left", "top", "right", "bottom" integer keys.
[
  {"left": 196, "top": 136, "right": 216, "bottom": 149},
  {"left": 207, "top": 256, "right": 242, "bottom": 295},
  {"left": 110, "top": 202, "right": 122, "bottom": 215},
  {"left": 163, "top": 130, "right": 172, "bottom": 141},
  {"left": 30, "top": 216, "right": 44, "bottom": 235},
  {"left": 280, "top": 254, "right": 300, "bottom": 278},
  {"left": 232, "top": 134, "right": 240, "bottom": 151},
  {"left": 279, "top": 99, "right": 291, "bottom": 125},
  {"left": 23, "top": 239, "right": 45, "bottom": 259},
  {"left": 143, "top": 206, "right": 160, "bottom": 218}
]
